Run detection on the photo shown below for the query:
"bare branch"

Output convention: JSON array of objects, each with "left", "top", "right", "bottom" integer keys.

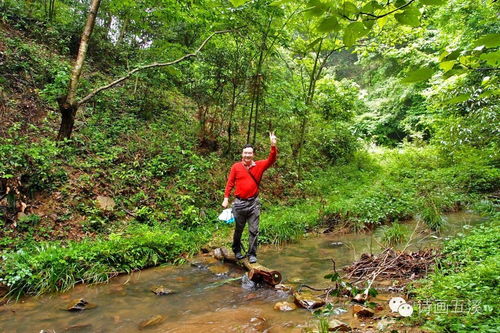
[
  {"left": 361, "top": 0, "right": 417, "bottom": 20},
  {"left": 78, "top": 30, "right": 232, "bottom": 106}
]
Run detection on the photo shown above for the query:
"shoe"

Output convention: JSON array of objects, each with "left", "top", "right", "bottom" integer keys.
[
  {"left": 248, "top": 255, "right": 257, "bottom": 264},
  {"left": 235, "top": 252, "right": 245, "bottom": 260}
]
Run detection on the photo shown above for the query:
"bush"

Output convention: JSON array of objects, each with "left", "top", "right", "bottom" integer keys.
[{"left": 413, "top": 220, "right": 500, "bottom": 332}]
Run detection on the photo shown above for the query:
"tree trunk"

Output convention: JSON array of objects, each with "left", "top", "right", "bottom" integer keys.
[
  {"left": 57, "top": 103, "right": 78, "bottom": 141},
  {"left": 225, "top": 82, "right": 237, "bottom": 155},
  {"left": 297, "top": 38, "right": 323, "bottom": 180},
  {"left": 116, "top": 17, "right": 129, "bottom": 46},
  {"left": 57, "top": 0, "right": 101, "bottom": 140},
  {"left": 246, "top": 16, "right": 273, "bottom": 144}
]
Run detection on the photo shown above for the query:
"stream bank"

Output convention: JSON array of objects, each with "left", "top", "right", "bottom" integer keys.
[{"left": 0, "top": 212, "right": 483, "bottom": 332}]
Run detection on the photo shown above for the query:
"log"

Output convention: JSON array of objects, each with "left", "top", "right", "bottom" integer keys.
[{"left": 213, "top": 247, "right": 282, "bottom": 286}]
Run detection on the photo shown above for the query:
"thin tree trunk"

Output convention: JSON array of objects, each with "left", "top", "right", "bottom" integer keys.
[
  {"left": 246, "top": 16, "right": 272, "bottom": 144},
  {"left": 297, "top": 38, "right": 323, "bottom": 180},
  {"left": 226, "top": 82, "right": 237, "bottom": 155},
  {"left": 116, "top": 17, "right": 129, "bottom": 46},
  {"left": 57, "top": 0, "right": 101, "bottom": 140}
]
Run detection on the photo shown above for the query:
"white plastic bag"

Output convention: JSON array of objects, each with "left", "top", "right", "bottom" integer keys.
[{"left": 218, "top": 208, "right": 235, "bottom": 224}]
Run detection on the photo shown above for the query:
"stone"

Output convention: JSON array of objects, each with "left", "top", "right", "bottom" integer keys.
[
  {"left": 208, "top": 265, "right": 230, "bottom": 276},
  {"left": 274, "top": 301, "right": 297, "bottom": 312},
  {"left": 353, "top": 304, "right": 375, "bottom": 317},
  {"left": 249, "top": 317, "right": 268, "bottom": 331},
  {"left": 353, "top": 293, "right": 368, "bottom": 303},
  {"left": 274, "top": 283, "right": 294, "bottom": 293},
  {"left": 96, "top": 196, "right": 115, "bottom": 211},
  {"left": 293, "top": 291, "right": 326, "bottom": 309},
  {"left": 328, "top": 319, "right": 351, "bottom": 331},
  {"left": 151, "top": 286, "right": 175, "bottom": 296},
  {"left": 65, "top": 299, "right": 96, "bottom": 311},
  {"left": 65, "top": 323, "right": 92, "bottom": 331},
  {"left": 139, "top": 314, "right": 165, "bottom": 329},
  {"left": 376, "top": 318, "right": 396, "bottom": 331}
]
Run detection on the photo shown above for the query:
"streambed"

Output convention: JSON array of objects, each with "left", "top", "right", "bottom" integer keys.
[{"left": 0, "top": 212, "right": 482, "bottom": 332}]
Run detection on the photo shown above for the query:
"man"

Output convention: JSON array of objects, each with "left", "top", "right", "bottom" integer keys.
[{"left": 222, "top": 132, "right": 277, "bottom": 263}]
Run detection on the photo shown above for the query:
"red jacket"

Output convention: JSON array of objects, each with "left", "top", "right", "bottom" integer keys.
[{"left": 224, "top": 146, "right": 277, "bottom": 199}]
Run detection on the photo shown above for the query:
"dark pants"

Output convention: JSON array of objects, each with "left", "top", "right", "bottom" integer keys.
[{"left": 231, "top": 197, "right": 260, "bottom": 256}]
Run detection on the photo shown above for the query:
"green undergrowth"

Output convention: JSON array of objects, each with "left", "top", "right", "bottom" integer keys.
[
  {"left": 0, "top": 223, "right": 213, "bottom": 298},
  {"left": 259, "top": 145, "right": 499, "bottom": 245},
  {"left": 410, "top": 220, "right": 500, "bottom": 332}
]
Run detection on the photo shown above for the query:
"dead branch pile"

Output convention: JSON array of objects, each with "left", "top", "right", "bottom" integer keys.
[{"left": 343, "top": 248, "right": 440, "bottom": 281}]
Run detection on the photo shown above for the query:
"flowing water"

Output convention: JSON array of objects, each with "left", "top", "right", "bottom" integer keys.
[{"left": 0, "top": 212, "right": 483, "bottom": 332}]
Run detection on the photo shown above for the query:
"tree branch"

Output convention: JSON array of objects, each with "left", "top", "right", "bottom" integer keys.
[
  {"left": 360, "top": 0, "right": 417, "bottom": 20},
  {"left": 78, "top": 30, "right": 232, "bottom": 106}
]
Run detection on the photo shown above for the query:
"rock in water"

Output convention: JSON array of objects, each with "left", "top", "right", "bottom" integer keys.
[
  {"left": 65, "top": 299, "right": 96, "bottom": 311},
  {"left": 139, "top": 314, "right": 165, "bottom": 329},
  {"left": 352, "top": 304, "right": 375, "bottom": 317},
  {"left": 328, "top": 319, "right": 351, "bottom": 331},
  {"left": 241, "top": 273, "right": 259, "bottom": 290},
  {"left": 208, "top": 264, "right": 230, "bottom": 276},
  {"left": 151, "top": 286, "right": 175, "bottom": 296},
  {"left": 274, "top": 283, "right": 294, "bottom": 294},
  {"left": 65, "top": 323, "right": 92, "bottom": 331},
  {"left": 274, "top": 301, "right": 297, "bottom": 312},
  {"left": 293, "top": 291, "right": 325, "bottom": 309}
]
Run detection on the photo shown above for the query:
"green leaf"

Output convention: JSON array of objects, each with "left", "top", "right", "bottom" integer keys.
[
  {"left": 402, "top": 67, "right": 434, "bottom": 83},
  {"left": 343, "top": 22, "right": 368, "bottom": 47},
  {"left": 473, "top": 34, "right": 500, "bottom": 48},
  {"left": 342, "top": 1, "right": 358, "bottom": 15},
  {"left": 395, "top": 0, "right": 407, "bottom": 7},
  {"left": 447, "top": 93, "right": 471, "bottom": 104},
  {"left": 317, "top": 16, "right": 340, "bottom": 33},
  {"left": 229, "top": 0, "right": 248, "bottom": 7},
  {"left": 270, "top": 0, "right": 293, "bottom": 6},
  {"left": 419, "top": 0, "right": 446, "bottom": 5},
  {"left": 377, "top": 15, "right": 389, "bottom": 29},
  {"left": 362, "top": 0, "right": 383, "bottom": 12},
  {"left": 440, "top": 49, "right": 461, "bottom": 61},
  {"left": 394, "top": 7, "right": 421, "bottom": 27},
  {"left": 307, "top": 37, "right": 323, "bottom": 50},
  {"left": 363, "top": 19, "right": 375, "bottom": 30},
  {"left": 305, "top": 0, "right": 328, "bottom": 17},
  {"left": 478, "top": 89, "right": 500, "bottom": 98},
  {"left": 480, "top": 50, "right": 500, "bottom": 67},
  {"left": 439, "top": 60, "right": 456, "bottom": 72}
]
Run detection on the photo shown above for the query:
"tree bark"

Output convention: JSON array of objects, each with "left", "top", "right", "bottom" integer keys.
[{"left": 58, "top": 0, "right": 101, "bottom": 140}]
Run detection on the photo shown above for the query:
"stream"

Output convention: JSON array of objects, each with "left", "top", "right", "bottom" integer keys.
[{"left": 0, "top": 212, "right": 483, "bottom": 332}]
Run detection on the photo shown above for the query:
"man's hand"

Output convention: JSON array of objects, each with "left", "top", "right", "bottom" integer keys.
[
  {"left": 222, "top": 197, "right": 229, "bottom": 208},
  {"left": 269, "top": 131, "right": 277, "bottom": 146}
]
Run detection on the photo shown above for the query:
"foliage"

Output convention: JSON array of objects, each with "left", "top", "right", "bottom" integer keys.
[
  {"left": 413, "top": 220, "right": 500, "bottom": 332},
  {"left": 0, "top": 223, "right": 213, "bottom": 297},
  {"left": 376, "top": 221, "right": 410, "bottom": 246}
]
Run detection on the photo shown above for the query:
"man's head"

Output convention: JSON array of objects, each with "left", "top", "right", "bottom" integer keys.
[{"left": 241, "top": 144, "right": 254, "bottom": 165}]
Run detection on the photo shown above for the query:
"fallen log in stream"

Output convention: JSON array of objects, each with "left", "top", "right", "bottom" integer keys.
[{"left": 213, "top": 247, "right": 282, "bottom": 286}]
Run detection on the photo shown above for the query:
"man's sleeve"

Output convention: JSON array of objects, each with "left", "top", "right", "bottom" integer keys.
[
  {"left": 261, "top": 146, "right": 277, "bottom": 170},
  {"left": 224, "top": 164, "right": 236, "bottom": 198}
]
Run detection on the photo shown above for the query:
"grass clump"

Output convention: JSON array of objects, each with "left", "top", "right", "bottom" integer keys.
[
  {"left": 376, "top": 222, "right": 410, "bottom": 247},
  {"left": 0, "top": 224, "right": 212, "bottom": 298},
  {"left": 412, "top": 220, "right": 500, "bottom": 332}
]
